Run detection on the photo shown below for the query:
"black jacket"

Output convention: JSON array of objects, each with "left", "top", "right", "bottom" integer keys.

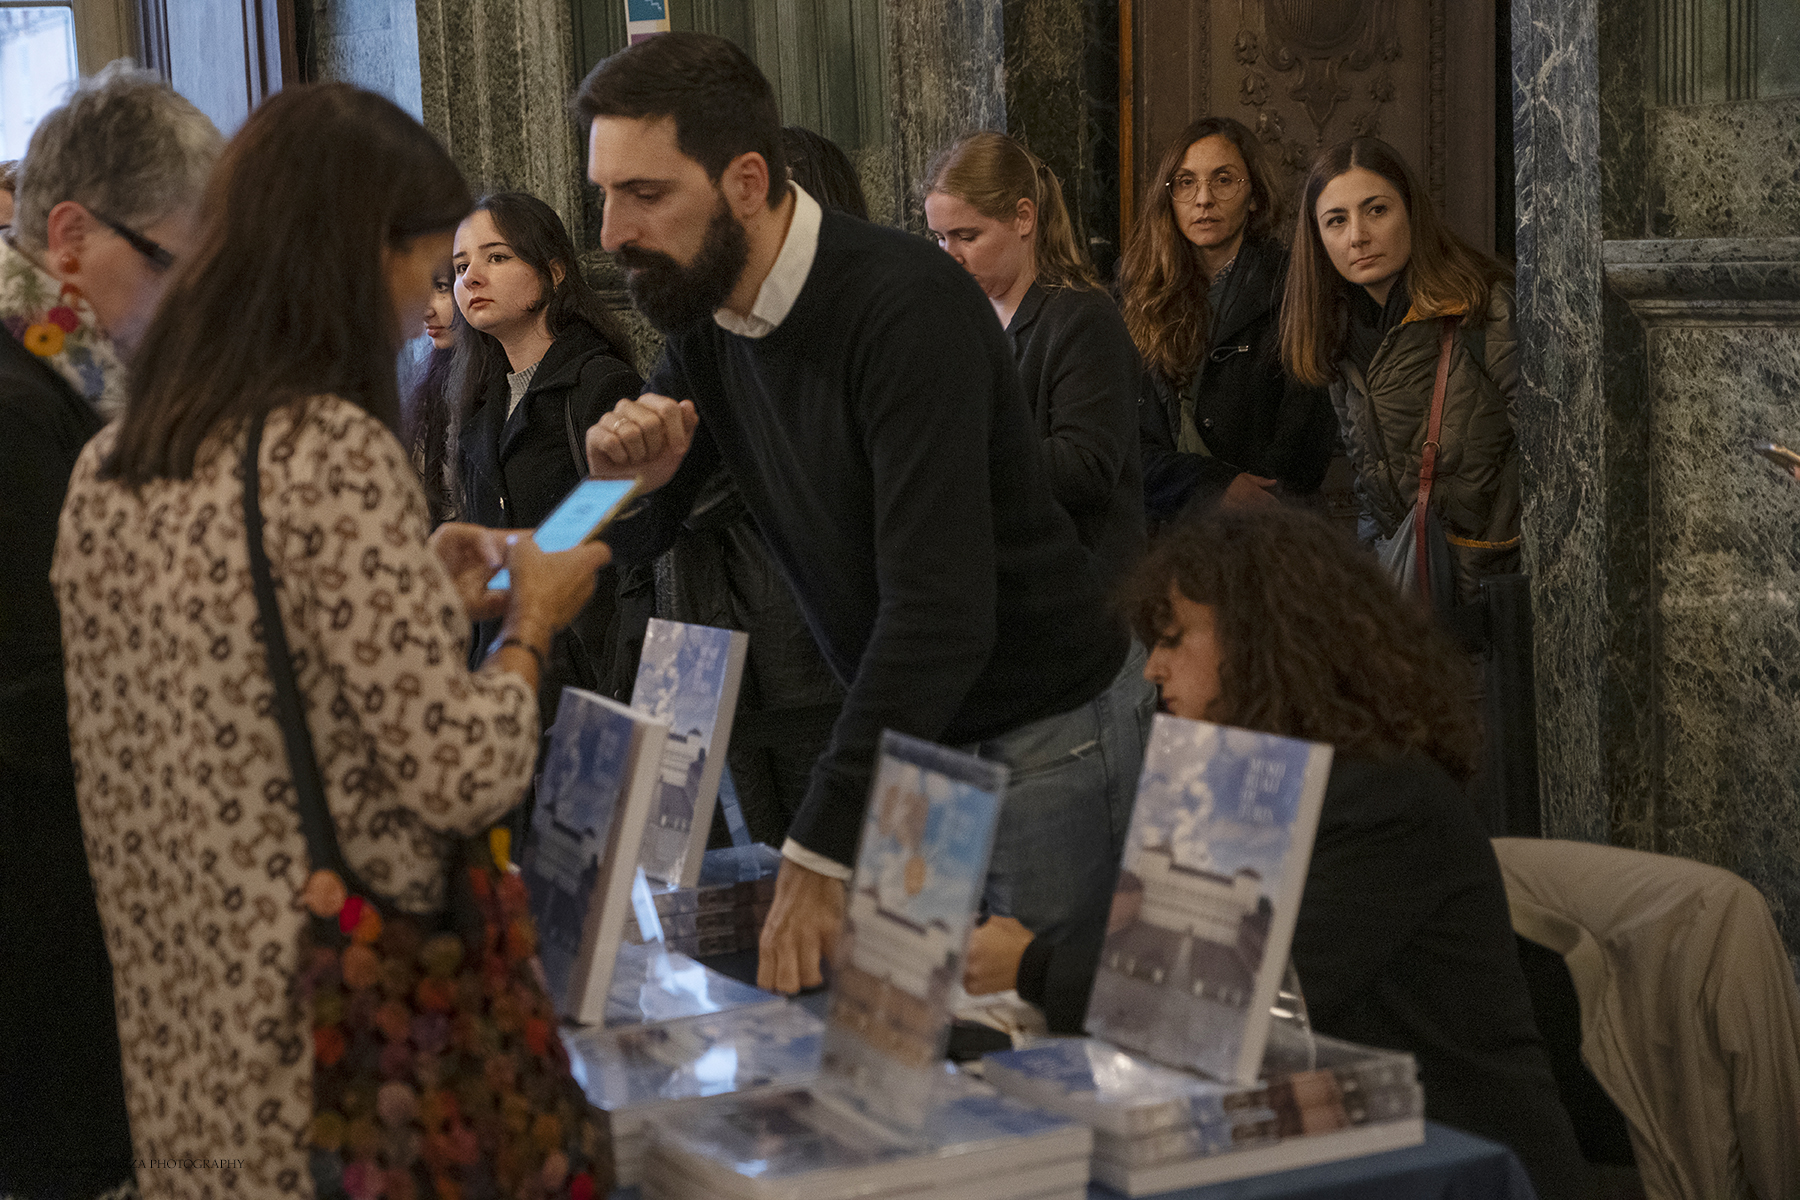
[
  {"left": 1137, "top": 237, "right": 1338, "bottom": 523},
  {"left": 1017, "top": 755, "right": 1591, "bottom": 1200},
  {"left": 458, "top": 321, "right": 641, "bottom": 721},
  {"left": 1006, "top": 282, "right": 1147, "bottom": 587},
  {"left": 0, "top": 332, "right": 134, "bottom": 1194}
]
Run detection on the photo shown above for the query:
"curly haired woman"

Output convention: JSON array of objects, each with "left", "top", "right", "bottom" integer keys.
[{"left": 966, "top": 504, "right": 1592, "bottom": 1200}]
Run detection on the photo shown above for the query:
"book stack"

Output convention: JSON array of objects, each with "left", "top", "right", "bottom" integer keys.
[
  {"left": 641, "top": 732, "right": 1090, "bottom": 1200},
  {"left": 562, "top": 1002, "right": 824, "bottom": 1186},
  {"left": 641, "top": 1068, "right": 1090, "bottom": 1200},
  {"left": 628, "top": 842, "right": 781, "bottom": 957},
  {"left": 983, "top": 1028, "right": 1424, "bottom": 1195},
  {"left": 982, "top": 715, "right": 1426, "bottom": 1191}
]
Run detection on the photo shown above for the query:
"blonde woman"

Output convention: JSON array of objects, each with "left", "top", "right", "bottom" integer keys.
[{"left": 924, "top": 131, "right": 1145, "bottom": 585}]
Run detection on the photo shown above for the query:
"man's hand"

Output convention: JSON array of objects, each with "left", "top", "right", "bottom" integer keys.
[
  {"left": 586, "top": 393, "right": 699, "bottom": 491},
  {"left": 427, "top": 522, "right": 509, "bottom": 622},
  {"left": 757, "top": 858, "right": 846, "bottom": 994},
  {"left": 963, "top": 915, "right": 1035, "bottom": 996},
  {"left": 1222, "top": 472, "right": 1280, "bottom": 509}
]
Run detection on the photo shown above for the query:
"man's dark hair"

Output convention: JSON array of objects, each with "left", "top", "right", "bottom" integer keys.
[{"left": 572, "top": 32, "right": 787, "bottom": 208}]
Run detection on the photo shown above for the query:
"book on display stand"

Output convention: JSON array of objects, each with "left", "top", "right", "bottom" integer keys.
[
  {"left": 1083, "top": 714, "right": 1334, "bottom": 1085},
  {"left": 629, "top": 618, "right": 749, "bottom": 888},
  {"left": 519, "top": 687, "right": 668, "bottom": 1024},
  {"left": 981, "top": 715, "right": 1426, "bottom": 1194},
  {"left": 639, "top": 731, "right": 1094, "bottom": 1200}
]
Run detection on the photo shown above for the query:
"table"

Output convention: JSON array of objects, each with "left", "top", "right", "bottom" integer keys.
[{"left": 1086, "top": 1121, "right": 1537, "bottom": 1199}]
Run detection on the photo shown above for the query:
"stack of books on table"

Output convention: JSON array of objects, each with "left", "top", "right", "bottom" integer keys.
[
  {"left": 629, "top": 842, "right": 781, "bottom": 957},
  {"left": 642, "top": 1067, "right": 1091, "bottom": 1200},
  {"left": 640, "top": 731, "right": 1091, "bottom": 1200},
  {"left": 562, "top": 1000, "right": 824, "bottom": 1186},
  {"left": 981, "top": 714, "right": 1425, "bottom": 1194},
  {"left": 983, "top": 1027, "right": 1423, "bottom": 1195}
]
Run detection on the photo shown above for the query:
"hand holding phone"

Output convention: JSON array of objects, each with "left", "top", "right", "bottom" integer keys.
[{"left": 486, "top": 476, "right": 639, "bottom": 590}]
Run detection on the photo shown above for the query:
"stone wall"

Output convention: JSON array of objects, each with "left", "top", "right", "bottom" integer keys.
[{"left": 1516, "top": 0, "right": 1800, "bottom": 953}]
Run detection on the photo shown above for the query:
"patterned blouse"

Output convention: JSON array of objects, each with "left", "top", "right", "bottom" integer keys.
[{"left": 53, "top": 397, "right": 540, "bottom": 1198}]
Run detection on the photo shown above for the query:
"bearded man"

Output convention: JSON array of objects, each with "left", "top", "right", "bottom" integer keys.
[{"left": 574, "top": 32, "right": 1153, "bottom": 998}]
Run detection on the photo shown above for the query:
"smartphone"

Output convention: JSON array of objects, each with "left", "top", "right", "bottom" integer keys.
[
  {"left": 1754, "top": 441, "right": 1800, "bottom": 472},
  {"left": 486, "top": 477, "right": 639, "bottom": 590}
]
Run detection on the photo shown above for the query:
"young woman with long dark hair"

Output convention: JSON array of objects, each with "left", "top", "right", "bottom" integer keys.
[
  {"left": 451, "top": 191, "right": 641, "bottom": 717},
  {"left": 1120, "top": 117, "right": 1337, "bottom": 523},
  {"left": 923, "top": 130, "right": 1146, "bottom": 585},
  {"left": 965, "top": 504, "right": 1592, "bottom": 1200},
  {"left": 402, "top": 260, "right": 461, "bottom": 526},
  {"left": 54, "top": 84, "right": 608, "bottom": 1192},
  {"left": 1282, "top": 137, "right": 1519, "bottom": 598}
]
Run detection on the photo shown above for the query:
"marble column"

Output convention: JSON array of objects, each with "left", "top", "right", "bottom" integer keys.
[
  {"left": 1604, "top": 239, "right": 1800, "bottom": 945},
  {"left": 309, "top": 0, "right": 424, "bottom": 120},
  {"left": 1511, "top": 0, "right": 1609, "bottom": 843},
  {"left": 415, "top": 0, "right": 586, "bottom": 240},
  {"left": 884, "top": 0, "right": 1006, "bottom": 233}
]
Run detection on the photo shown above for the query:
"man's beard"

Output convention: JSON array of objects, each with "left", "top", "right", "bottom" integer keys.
[{"left": 615, "top": 194, "right": 749, "bottom": 334}]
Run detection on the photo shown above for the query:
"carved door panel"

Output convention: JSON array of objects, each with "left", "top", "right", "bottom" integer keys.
[{"left": 1128, "top": 0, "right": 1496, "bottom": 254}]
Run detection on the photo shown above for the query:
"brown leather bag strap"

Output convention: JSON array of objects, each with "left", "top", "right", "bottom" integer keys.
[{"left": 1414, "top": 317, "right": 1457, "bottom": 598}]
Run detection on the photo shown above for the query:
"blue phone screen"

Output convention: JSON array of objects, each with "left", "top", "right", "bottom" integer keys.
[{"left": 487, "top": 478, "right": 635, "bottom": 590}]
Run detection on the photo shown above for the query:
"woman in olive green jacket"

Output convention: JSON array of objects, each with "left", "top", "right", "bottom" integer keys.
[{"left": 1281, "top": 137, "right": 1519, "bottom": 601}]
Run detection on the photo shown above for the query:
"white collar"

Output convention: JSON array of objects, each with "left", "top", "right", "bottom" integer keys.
[{"left": 712, "top": 183, "right": 822, "bottom": 339}]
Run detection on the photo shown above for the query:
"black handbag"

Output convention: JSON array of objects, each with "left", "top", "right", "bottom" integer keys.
[{"left": 242, "top": 407, "right": 609, "bottom": 1200}]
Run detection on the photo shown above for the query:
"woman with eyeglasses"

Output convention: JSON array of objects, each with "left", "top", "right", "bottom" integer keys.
[
  {"left": 1281, "top": 137, "right": 1519, "bottom": 599},
  {"left": 1120, "top": 118, "right": 1337, "bottom": 526},
  {"left": 0, "top": 63, "right": 222, "bottom": 1200},
  {"left": 923, "top": 131, "right": 1146, "bottom": 586}
]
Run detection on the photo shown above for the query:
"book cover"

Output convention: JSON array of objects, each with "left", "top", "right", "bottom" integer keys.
[
  {"left": 629, "top": 619, "right": 751, "bottom": 888},
  {"left": 1084, "top": 715, "right": 1332, "bottom": 1085},
  {"left": 818, "top": 732, "right": 1009, "bottom": 1132},
  {"left": 520, "top": 688, "right": 668, "bottom": 1024}
]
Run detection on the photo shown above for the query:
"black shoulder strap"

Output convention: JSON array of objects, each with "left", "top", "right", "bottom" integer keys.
[
  {"left": 564, "top": 391, "right": 586, "bottom": 479},
  {"left": 242, "top": 409, "right": 361, "bottom": 888}
]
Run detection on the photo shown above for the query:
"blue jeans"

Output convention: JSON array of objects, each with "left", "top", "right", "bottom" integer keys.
[{"left": 965, "top": 642, "right": 1155, "bottom": 942}]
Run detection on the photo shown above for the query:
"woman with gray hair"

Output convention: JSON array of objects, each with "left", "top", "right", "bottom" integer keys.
[{"left": 0, "top": 60, "right": 220, "bottom": 1200}]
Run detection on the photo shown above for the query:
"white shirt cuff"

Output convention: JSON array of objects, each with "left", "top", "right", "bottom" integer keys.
[{"left": 780, "top": 838, "right": 854, "bottom": 881}]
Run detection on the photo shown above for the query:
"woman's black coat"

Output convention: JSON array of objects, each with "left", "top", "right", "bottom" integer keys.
[
  {"left": 0, "top": 332, "right": 135, "bottom": 1194},
  {"left": 1137, "top": 236, "right": 1338, "bottom": 524},
  {"left": 458, "top": 320, "right": 641, "bottom": 721}
]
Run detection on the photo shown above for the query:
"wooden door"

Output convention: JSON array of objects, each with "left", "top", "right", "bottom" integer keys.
[{"left": 1125, "top": 0, "right": 1497, "bottom": 254}]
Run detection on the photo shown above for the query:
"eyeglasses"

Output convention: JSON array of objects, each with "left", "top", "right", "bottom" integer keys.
[
  {"left": 91, "top": 211, "right": 174, "bottom": 270},
  {"left": 1166, "top": 172, "right": 1249, "bottom": 205}
]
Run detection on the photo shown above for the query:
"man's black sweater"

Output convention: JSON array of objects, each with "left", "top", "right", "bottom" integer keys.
[{"left": 609, "top": 210, "right": 1129, "bottom": 866}]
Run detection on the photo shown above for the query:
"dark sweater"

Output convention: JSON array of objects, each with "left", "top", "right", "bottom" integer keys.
[
  {"left": 0, "top": 332, "right": 134, "bottom": 1194},
  {"left": 609, "top": 211, "right": 1129, "bottom": 866},
  {"left": 1017, "top": 755, "right": 1591, "bottom": 1200},
  {"left": 1005, "top": 282, "right": 1147, "bottom": 587}
]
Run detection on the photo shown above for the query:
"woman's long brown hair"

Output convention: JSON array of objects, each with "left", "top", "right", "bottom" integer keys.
[
  {"left": 1125, "top": 504, "right": 1480, "bottom": 781},
  {"left": 1118, "top": 117, "right": 1285, "bottom": 384},
  {"left": 102, "top": 84, "right": 471, "bottom": 484},
  {"left": 1280, "top": 137, "right": 1511, "bottom": 387}
]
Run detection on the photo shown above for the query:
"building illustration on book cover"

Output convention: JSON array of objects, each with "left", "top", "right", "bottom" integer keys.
[
  {"left": 522, "top": 695, "right": 642, "bottom": 1008},
  {"left": 630, "top": 618, "right": 748, "bottom": 886},
  {"left": 820, "top": 733, "right": 1007, "bottom": 1131},
  {"left": 1086, "top": 716, "right": 1331, "bottom": 1084}
]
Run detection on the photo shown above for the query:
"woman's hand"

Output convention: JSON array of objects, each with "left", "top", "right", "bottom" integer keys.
[
  {"left": 963, "top": 915, "right": 1036, "bottom": 996},
  {"left": 501, "top": 534, "right": 612, "bottom": 641},
  {"left": 1222, "top": 472, "right": 1279, "bottom": 509},
  {"left": 427, "top": 522, "right": 510, "bottom": 623}
]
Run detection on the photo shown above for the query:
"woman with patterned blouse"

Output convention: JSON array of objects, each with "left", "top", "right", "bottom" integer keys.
[{"left": 52, "top": 85, "right": 609, "bottom": 1198}]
